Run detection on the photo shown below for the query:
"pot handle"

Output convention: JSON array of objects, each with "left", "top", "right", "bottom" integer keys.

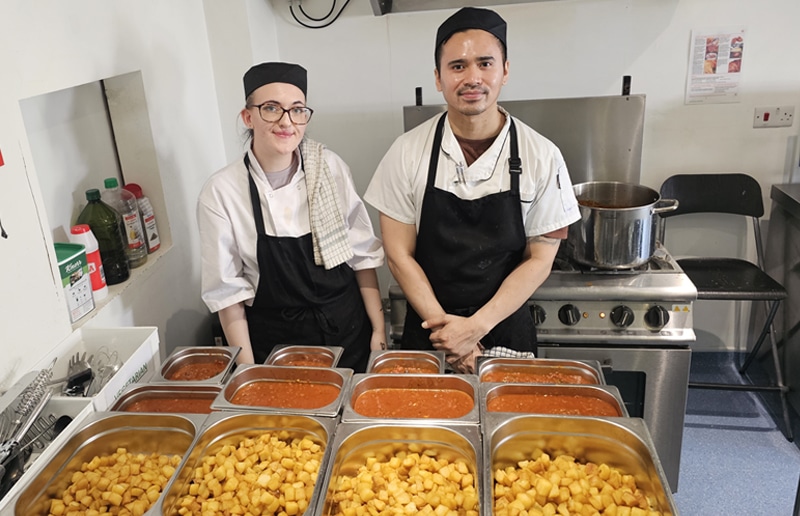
[{"left": 652, "top": 198, "right": 679, "bottom": 214}]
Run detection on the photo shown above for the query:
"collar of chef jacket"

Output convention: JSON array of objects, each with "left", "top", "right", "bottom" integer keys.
[{"left": 438, "top": 106, "right": 512, "bottom": 184}]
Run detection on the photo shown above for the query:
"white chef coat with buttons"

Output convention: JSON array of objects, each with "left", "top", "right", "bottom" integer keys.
[
  {"left": 198, "top": 147, "right": 384, "bottom": 313},
  {"left": 364, "top": 107, "right": 580, "bottom": 237}
]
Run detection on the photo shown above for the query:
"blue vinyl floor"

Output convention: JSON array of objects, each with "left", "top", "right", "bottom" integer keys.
[{"left": 673, "top": 352, "right": 800, "bottom": 515}]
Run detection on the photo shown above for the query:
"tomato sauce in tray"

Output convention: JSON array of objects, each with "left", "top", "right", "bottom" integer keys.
[
  {"left": 274, "top": 355, "right": 333, "bottom": 367},
  {"left": 230, "top": 380, "right": 340, "bottom": 409},
  {"left": 373, "top": 361, "right": 440, "bottom": 374},
  {"left": 166, "top": 359, "right": 228, "bottom": 381},
  {"left": 122, "top": 396, "right": 214, "bottom": 414},
  {"left": 353, "top": 388, "right": 473, "bottom": 419},
  {"left": 481, "top": 369, "right": 595, "bottom": 384},
  {"left": 487, "top": 393, "right": 620, "bottom": 416}
]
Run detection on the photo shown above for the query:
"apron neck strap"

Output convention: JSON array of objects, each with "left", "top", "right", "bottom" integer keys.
[
  {"left": 508, "top": 119, "right": 520, "bottom": 192},
  {"left": 427, "top": 113, "right": 521, "bottom": 193},
  {"left": 244, "top": 153, "right": 267, "bottom": 236},
  {"left": 427, "top": 113, "right": 448, "bottom": 188}
]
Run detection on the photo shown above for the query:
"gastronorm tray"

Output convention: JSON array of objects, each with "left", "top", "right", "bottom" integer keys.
[
  {"left": 483, "top": 414, "right": 677, "bottom": 515},
  {"left": 479, "top": 382, "right": 628, "bottom": 418},
  {"left": 109, "top": 383, "right": 222, "bottom": 414},
  {"left": 365, "top": 349, "right": 446, "bottom": 374},
  {"left": 160, "top": 411, "right": 337, "bottom": 516},
  {"left": 210, "top": 364, "right": 352, "bottom": 418},
  {"left": 152, "top": 345, "right": 239, "bottom": 384},
  {"left": 340, "top": 373, "right": 480, "bottom": 424},
  {"left": 477, "top": 357, "right": 605, "bottom": 384},
  {"left": 12, "top": 412, "right": 203, "bottom": 516},
  {"left": 265, "top": 345, "right": 344, "bottom": 368},
  {"left": 316, "top": 422, "right": 483, "bottom": 516}
]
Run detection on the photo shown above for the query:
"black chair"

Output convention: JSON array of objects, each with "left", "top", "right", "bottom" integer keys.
[{"left": 658, "top": 173, "right": 792, "bottom": 441}]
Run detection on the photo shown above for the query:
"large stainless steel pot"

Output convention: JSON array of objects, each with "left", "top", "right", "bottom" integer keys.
[{"left": 567, "top": 181, "right": 678, "bottom": 269}]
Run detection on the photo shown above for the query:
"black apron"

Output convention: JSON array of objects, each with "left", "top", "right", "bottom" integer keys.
[
  {"left": 402, "top": 113, "right": 536, "bottom": 354},
  {"left": 243, "top": 154, "right": 371, "bottom": 372}
]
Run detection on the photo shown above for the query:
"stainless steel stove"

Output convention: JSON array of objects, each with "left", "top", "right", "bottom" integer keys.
[{"left": 532, "top": 242, "right": 697, "bottom": 344}]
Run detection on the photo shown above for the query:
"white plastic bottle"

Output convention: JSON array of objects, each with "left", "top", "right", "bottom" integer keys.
[
  {"left": 69, "top": 224, "right": 109, "bottom": 301},
  {"left": 123, "top": 183, "right": 161, "bottom": 253},
  {"left": 101, "top": 177, "right": 147, "bottom": 268}
]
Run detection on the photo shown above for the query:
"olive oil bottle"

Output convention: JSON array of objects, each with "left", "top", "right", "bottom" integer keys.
[{"left": 76, "top": 189, "right": 130, "bottom": 285}]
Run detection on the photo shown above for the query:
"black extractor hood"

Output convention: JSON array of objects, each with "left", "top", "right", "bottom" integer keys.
[{"left": 370, "top": 0, "right": 555, "bottom": 16}]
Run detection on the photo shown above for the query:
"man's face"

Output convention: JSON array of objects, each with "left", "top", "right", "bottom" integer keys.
[{"left": 435, "top": 29, "right": 509, "bottom": 118}]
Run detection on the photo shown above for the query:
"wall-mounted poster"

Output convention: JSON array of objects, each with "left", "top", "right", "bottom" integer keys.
[{"left": 685, "top": 27, "right": 746, "bottom": 104}]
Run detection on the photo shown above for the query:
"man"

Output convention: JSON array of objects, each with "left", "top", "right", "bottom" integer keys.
[{"left": 365, "top": 7, "right": 580, "bottom": 372}]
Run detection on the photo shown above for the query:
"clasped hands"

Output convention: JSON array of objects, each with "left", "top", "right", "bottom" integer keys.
[{"left": 422, "top": 314, "right": 485, "bottom": 374}]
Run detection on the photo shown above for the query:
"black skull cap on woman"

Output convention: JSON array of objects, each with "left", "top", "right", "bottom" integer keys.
[{"left": 243, "top": 62, "right": 307, "bottom": 98}]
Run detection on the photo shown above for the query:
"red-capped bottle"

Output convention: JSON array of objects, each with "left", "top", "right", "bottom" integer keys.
[
  {"left": 69, "top": 224, "right": 109, "bottom": 301},
  {"left": 123, "top": 183, "right": 161, "bottom": 253}
]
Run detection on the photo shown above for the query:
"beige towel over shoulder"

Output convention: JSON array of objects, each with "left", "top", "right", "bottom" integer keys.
[{"left": 301, "top": 138, "right": 354, "bottom": 270}]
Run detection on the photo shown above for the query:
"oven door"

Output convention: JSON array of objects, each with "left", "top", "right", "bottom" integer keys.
[{"left": 539, "top": 344, "right": 690, "bottom": 493}]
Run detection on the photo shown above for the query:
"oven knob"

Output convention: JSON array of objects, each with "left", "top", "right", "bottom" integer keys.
[
  {"left": 558, "top": 304, "right": 581, "bottom": 326},
  {"left": 645, "top": 305, "right": 670, "bottom": 330},
  {"left": 530, "top": 304, "right": 546, "bottom": 326},
  {"left": 610, "top": 305, "right": 635, "bottom": 328}
]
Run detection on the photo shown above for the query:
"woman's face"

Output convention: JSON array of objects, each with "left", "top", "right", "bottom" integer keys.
[{"left": 242, "top": 82, "right": 307, "bottom": 160}]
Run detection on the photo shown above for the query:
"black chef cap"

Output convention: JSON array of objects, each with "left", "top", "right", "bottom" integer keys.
[
  {"left": 435, "top": 7, "right": 507, "bottom": 54},
  {"left": 243, "top": 62, "right": 307, "bottom": 99}
]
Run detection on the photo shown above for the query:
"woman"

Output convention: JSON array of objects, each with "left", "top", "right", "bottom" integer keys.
[{"left": 197, "top": 62, "right": 385, "bottom": 372}]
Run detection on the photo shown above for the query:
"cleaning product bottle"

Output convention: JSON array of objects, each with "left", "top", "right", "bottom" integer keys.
[
  {"left": 123, "top": 183, "right": 161, "bottom": 253},
  {"left": 69, "top": 224, "right": 109, "bottom": 301},
  {"left": 101, "top": 177, "right": 147, "bottom": 268},
  {"left": 76, "top": 189, "right": 130, "bottom": 285}
]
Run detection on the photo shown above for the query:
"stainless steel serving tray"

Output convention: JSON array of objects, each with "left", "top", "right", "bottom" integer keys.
[
  {"left": 160, "top": 411, "right": 336, "bottom": 516},
  {"left": 340, "top": 373, "right": 480, "bottom": 424},
  {"left": 365, "top": 349, "right": 445, "bottom": 374},
  {"left": 109, "top": 383, "right": 222, "bottom": 414},
  {"left": 316, "top": 422, "right": 484, "bottom": 516},
  {"left": 152, "top": 346, "right": 239, "bottom": 384},
  {"left": 13, "top": 412, "right": 203, "bottom": 516},
  {"left": 479, "top": 383, "right": 629, "bottom": 418},
  {"left": 483, "top": 414, "right": 677, "bottom": 515},
  {"left": 211, "top": 364, "right": 352, "bottom": 418},
  {"left": 265, "top": 345, "right": 344, "bottom": 368},
  {"left": 477, "top": 357, "right": 605, "bottom": 384}
]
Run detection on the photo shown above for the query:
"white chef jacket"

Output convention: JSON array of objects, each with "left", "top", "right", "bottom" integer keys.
[
  {"left": 198, "top": 147, "right": 384, "bottom": 313},
  {"left": 364, "top": 107, "right": 580, "bottom": 237}
]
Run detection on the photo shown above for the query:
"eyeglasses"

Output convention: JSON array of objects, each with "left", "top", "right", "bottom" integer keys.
[{"left": 249, "top": 102, "right": 314, "bottom": 125}]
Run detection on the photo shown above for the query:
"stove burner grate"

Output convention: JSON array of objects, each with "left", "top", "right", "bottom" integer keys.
[{"left": 552, "top": 243, "right": 678, "bottom": 274}]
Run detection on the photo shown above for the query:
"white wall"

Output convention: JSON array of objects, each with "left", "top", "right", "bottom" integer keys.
[
  {"left": 263, "top": 0, "right": 800, "bottom": 351},
  {"left": 0, "top": 0, "right": 236, "bottom": 390}
]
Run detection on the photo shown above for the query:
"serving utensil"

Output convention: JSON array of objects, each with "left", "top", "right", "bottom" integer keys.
[
  {"left": 86, "top": 348, "right": 120, "bottom": 397},
  {"left": 0, "top": 360, "right": 54, "bottom": 444},
  {"left": 62, "top": 352, "right": 94, "bottom": 397},
  {"left": 0, "top": 414, "right": 72, "bottom": 498}
]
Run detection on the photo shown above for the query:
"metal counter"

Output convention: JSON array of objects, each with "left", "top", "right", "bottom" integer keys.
[{"left": 767, "top": 184, "right": 800, "bottom": 416}]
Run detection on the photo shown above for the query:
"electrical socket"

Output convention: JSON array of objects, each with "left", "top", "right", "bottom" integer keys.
[{"left": 753, "top": 106, "right": 795, "bottom": 128}]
